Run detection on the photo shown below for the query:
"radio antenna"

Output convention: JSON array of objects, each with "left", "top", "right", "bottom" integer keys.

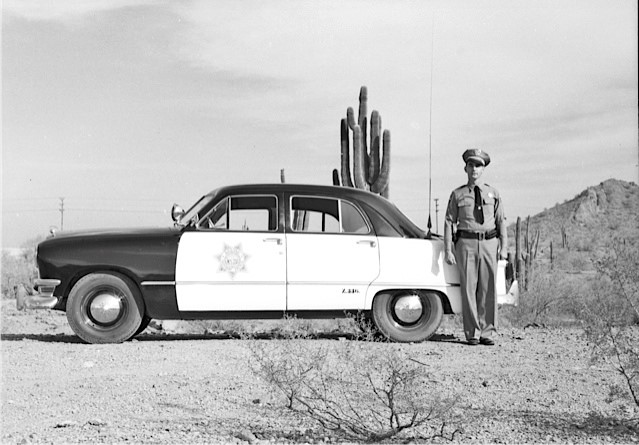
[{"left": 427, "top": 14, "right": 435, "bottom": 235}]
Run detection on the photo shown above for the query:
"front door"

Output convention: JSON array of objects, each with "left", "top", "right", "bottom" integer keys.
[
  {"left": 286, "top": 195, "right": 380, "bottom": 310},
  {"left": 175, "top": 194, "right": 286, "bottom": 311}
]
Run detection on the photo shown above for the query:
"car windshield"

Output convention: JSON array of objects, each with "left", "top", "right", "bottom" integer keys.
[{"left": 178, "top": 196, "right": 212, "bottom": 226}]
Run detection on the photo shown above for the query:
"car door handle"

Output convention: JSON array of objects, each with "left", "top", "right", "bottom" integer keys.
[
  {"left": 263, "top": 238, "right": 283, "bottom": 245},
  {"left": 357, "top": 240, "right": 377, "bottom": 247}
]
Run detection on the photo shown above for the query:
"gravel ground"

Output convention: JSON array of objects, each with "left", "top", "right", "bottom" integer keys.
[{"left": 1, "top": 299, "right": 638, "bottom": 444}]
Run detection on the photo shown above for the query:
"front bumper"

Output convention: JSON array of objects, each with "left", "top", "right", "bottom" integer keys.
[{"left": 16, "top": 279, "right": 61, "bottom": 310}]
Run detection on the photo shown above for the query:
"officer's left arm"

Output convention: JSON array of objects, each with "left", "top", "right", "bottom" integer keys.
[{"left": 495, "top": 193, "right": 508, "bottom": 260}]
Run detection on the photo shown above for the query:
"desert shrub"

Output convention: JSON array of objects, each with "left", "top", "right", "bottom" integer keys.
[
  {"left": 267, "top": 314, "right": 317, "bottom": 339},
  {"left": 501, "top": 271, "right": 586, "bottom": 328},
  {"left": 1, "top": 248, "right": 38, "bottom": 299},
  {"left": 554, "top": 249, "right": 593, "bottom": 271},
  {"left": 575, "top": 239, "right": 639, "bottom": 417},
  {"left": 346, "top": 310, "right": 384, "bottom": 342},
  {"left": 573, "top": 236, "right": 596, "bottom": 253},
  {"left": 165, "top": 315, "right": 379, "bottom": 340},
  {"left": 246, "top": 340, "right": 459, "bottom": 442}
]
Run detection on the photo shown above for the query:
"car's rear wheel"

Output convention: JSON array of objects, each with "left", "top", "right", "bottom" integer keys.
[
  {"left": 372, "top": 290, "right": 443, "bottom": 342},
  {"left": 66, "top": 273, "right": 144, "bottom": 344}
]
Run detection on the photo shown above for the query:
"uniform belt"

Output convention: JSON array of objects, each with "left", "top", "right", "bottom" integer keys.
[{"left": 456, "top": 229, "right": 498, "bottom": 240}]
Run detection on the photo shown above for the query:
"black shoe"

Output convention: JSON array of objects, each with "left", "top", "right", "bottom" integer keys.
[
  {"left": 467, "top": 338, "right": 480, "bottom": 346},
  {"left": 480, "top": 337, "right": 495, "bottom": 346}
]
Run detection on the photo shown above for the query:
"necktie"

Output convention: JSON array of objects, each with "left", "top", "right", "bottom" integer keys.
[{"left": 474, "top": 186, "right": 484, "bottom": 224}]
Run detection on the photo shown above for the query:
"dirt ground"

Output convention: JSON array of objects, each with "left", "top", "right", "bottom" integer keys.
[{"left": 1, "top": 299, "right": 638, "bottom": 444}]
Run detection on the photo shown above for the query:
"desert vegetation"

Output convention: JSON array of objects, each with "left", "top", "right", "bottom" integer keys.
[
  {"left": 2, "top": 180, "right": 638, "bottom": 442},
  {"left": 244, "top": 326, "right": 460, "bottom": 442},
  {"left": 333, "top": 86, "right": 391, "bottom": 198},
  {"left": 1, "top": 238, "right": 39, "bottom": 300},
  {"left": 238, "top": 234, "right": 639, "bottom": 441}
]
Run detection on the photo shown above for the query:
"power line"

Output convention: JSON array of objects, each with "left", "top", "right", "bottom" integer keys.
[
  {"left": 2, "top": 197, "right": 168, "bottom": 203},
  {"left": 3, "top": 208, "right": 165, "bottom": 215},
  {"left": 1, "top": 209, "right": 59, "bottom": 213},
  {"left": 67, "top": 208, "right": 166, "bottom": 214}
]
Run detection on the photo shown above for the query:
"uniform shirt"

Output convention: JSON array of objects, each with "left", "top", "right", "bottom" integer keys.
[{"left": 444, "top": 183, "right": 507, "bottom": 249}]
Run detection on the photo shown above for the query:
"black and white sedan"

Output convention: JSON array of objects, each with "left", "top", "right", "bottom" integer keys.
[{"left": 19, "top": 184, "right": 515, "bottom": 344}]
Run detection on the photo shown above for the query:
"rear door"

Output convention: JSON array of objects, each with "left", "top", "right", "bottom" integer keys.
[
  {"left": 175, "top": 194, "right": 286, "bottom": 311},
  {"left": 285, "top": 195, "right": 380, "bottom": 310}
]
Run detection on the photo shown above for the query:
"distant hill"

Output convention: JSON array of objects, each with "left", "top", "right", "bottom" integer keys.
[{"left": 506, "top": 178, "right": 639, "bottom": 271}]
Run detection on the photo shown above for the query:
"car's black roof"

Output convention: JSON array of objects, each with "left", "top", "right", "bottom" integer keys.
[
  {"left": 204, "top": 183, "right": 428, "bottom": 239},
  {"left": 207, "top": 183, "right": 380, "bottom": 200}
]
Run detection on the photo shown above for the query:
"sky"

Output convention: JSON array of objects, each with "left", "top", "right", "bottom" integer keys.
[{"left": 2, "top": 0, "right": 637, "bottom": 248}]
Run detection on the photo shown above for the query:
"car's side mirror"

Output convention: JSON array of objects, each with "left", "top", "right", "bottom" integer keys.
[{"left": 171, "top": 204, "right": 185, "bottom": 223}]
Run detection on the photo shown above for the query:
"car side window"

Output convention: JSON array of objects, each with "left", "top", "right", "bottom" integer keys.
[
  {"left": 290, "top": 196, "right": 370, "bottom": 234},
  {"left": 341, "top": 201, "right": 369, "bottom": 234},
  {"left": 198, "top": 195, "right": 278, "bottom": 232}
]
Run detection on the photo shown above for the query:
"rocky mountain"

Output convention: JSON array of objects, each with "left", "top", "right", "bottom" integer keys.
[{"left": 506, "top": 178, "right": 639, "bottom": 270}]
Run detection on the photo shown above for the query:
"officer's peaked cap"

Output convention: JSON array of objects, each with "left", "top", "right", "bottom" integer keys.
[{"left": 462, "top": 148, "right": 491, "bottom": 167}]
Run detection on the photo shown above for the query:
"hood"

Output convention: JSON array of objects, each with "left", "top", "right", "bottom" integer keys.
[{"left": 43, "top": 226, "right": 180, "bottom": 243}]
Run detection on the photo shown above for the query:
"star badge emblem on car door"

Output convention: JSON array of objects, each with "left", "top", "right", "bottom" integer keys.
[{"left": 216, "top": 244, "right": 249, "bottom": 279}]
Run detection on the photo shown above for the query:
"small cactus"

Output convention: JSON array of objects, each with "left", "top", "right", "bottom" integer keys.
[{"left": 336, "top": 86, "right": 391, "bottom": 198}]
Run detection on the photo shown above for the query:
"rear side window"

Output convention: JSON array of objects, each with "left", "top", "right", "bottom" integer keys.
[
  {"left": 198, "top": 195, "right": 278, "bottom": 232},
  {"left": 290, "top": 196, "right": 370, "bottom": 234}
]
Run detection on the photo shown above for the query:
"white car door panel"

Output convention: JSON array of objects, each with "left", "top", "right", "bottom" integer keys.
[
  {"left": 286, "top": 233, "right": 379, "bottom": 310},
  {"left": 176, "top": 232, "right": 286, "bottom": 311}
]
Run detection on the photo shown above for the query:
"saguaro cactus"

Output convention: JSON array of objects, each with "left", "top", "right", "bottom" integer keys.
[{"left": 335, "top": 86, "right": 391, "bottom": 198}]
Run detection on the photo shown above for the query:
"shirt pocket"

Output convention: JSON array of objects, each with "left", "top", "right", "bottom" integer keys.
[
  {"left": 482, "top": 196, "right": 496, "bottom": 216},
  {"left": 457, "top": 196, "right": 475, "bottom": 219}
]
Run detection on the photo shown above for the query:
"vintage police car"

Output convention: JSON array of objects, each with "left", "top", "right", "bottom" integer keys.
[{"left": 18, "top": 183, "right": 515, "bottom": 344}]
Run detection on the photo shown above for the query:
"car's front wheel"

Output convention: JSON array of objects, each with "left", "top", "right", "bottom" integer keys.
[
  {"left": 372, "top": 290, "right": 443, "bottom": 342},
  {"left": 66, "top": 273, "right": 144, "bottom": 344}
]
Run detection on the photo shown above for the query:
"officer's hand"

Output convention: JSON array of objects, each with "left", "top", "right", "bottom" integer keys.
[{"left": 445, "top": 250, "right": 456, "bottom": 265}]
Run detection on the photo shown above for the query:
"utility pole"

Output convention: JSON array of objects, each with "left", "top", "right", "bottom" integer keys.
[
  {"left": 434, "top": 198, "right": 440, "bottom": 233},
  {"left": 59, "top": 197, "right": 65, "bottom": 231}
]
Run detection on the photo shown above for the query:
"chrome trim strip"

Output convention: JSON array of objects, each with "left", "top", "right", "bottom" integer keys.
[
  {"left": 370, "top": 283, "right": 460, "bottom": 288},
  {"left": 159, "top": 281, "right": 458, "bottom": 287},
  {"left": 35, "top": 278, "right": 61, "bottom": 287},
  {"left": 287, "top": 281, "right": 371, "bottom": 286},
  {"left": 175, "top": 281, "right": 286, "bottom": 286},
  {"left": 141, "top": 281, "right": 176, "bottom": 286}
]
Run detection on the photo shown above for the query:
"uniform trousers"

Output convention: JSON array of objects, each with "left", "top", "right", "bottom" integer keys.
[{"left": 455, "top": 237, "right": 498, "bottom": 340}]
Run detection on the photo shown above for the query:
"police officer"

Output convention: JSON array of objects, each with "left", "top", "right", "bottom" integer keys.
[{"left": 444, "top": 149, "right": 507, "bottom": 346}]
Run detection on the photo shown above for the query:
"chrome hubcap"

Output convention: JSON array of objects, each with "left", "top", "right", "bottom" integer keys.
[
  {"left": 89, "top": 292, "right": 123, "bottom": 325},
  {"left": 393, "top": 294, "right": 423, "bottom": 324}
]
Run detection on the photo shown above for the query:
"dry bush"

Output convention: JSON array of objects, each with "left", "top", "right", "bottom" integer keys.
[
  {"left": 554, "top": 248, "right": 593, "bottom": 271},
  {"left": 1, "top": 248, "right": 38, "bottom": 299},
  {"left": 501, "top": 271, "right": 586, "bottom": 328},
  {"left": 348, "top": 310, "right": 383, "bottom": 342},
  {"left": 245, "top": 339, "right": 459, "bottom": 442},
  {"left": 576, "top": 239, "right": 639, "bottom": 417}
]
